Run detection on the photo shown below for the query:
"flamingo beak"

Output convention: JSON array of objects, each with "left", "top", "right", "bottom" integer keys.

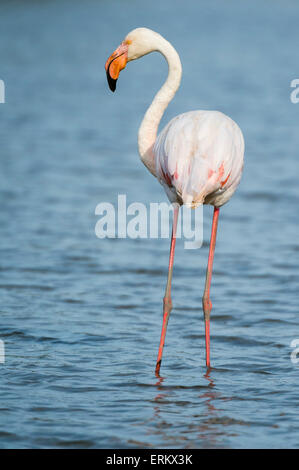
[{"left": 105, "top": 43, "right": 128, "bottom": 92}]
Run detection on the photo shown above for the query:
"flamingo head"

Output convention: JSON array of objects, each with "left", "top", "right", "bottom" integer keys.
[{"left": 105, "top": 28, "right": 160, "bottom": 92}]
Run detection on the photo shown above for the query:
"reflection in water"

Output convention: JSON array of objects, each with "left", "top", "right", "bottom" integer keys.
[
  {"left": 194, "top": 369, "right": 220, "bottom": 448},
  {"left": 145, "top": 369, "right": 233, "bottom": 448}
]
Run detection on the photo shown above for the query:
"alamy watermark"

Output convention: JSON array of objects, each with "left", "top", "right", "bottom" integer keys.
[
  {"left": 0, "top": 79, "right": 5, "bottom": 103},
  {"left": 290, "top": 79, "right": 299, "bottom": 104},
  {"left": 290, "top": 339, "right": 299, "bottom": 364},
  {"left": 0, "top": 340, "right": 5, "bottom": 364},
  {"left": 95, "top": 195, "right": 203, "bottom": 249}
]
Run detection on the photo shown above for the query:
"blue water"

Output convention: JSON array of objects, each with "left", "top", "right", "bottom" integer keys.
[{"left": 0, "top": 0, "right": 299, "bottom": 448}]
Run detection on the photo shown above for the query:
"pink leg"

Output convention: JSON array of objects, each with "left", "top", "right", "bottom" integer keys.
[
  {"left": 202, "top": 206, "right": 220, "bottom": 368},
  {"left": 155, "top": 205, "right": 179, "bottom": 376}
]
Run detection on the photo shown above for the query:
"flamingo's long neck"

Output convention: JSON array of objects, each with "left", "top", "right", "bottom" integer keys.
[{"left": 138, "top": 37, "right": 182, "bottom": 176}]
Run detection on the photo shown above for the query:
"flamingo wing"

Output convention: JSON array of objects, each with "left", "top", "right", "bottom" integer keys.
[{"left": 154, "top": 110, "right": 244, "bottom": 207}]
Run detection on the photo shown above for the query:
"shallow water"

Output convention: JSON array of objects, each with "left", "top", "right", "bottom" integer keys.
[{"left": 0, "top": 0, "right": 299, "bottom": 448}]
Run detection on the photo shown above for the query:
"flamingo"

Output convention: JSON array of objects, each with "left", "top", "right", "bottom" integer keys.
[{"left": 105, "top": 28, "right": 244, "bottom": 375}]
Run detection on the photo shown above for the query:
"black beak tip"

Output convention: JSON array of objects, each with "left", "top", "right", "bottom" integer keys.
[{"left": 106, "top": 71, "right": 117, "bottom": 92}]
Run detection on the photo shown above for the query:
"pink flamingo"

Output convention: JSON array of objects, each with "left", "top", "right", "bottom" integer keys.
[{"left": 105, "top": 28, "right": 244, "bottom": 375}]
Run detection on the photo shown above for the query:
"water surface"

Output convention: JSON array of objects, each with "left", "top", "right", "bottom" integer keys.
[{"left": 0, "top": 0, "right": 299, "bottom": 448}]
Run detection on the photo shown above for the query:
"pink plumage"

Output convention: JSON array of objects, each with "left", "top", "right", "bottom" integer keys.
[{"left": 155, "top": 110, "right": 244, "bottom": 208}]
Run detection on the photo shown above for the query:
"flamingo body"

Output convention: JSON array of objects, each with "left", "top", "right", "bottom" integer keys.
[{"left": 155, "top": 110, "right": 244, "bottom": 208}]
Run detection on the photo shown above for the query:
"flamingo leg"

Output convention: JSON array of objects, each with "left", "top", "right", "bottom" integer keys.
[
  {"left": 155, "top": 205, "right": 179, "bottom": 376},
  {"left": 202, "top": 206, "right": 220, "bottom": 368}
]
